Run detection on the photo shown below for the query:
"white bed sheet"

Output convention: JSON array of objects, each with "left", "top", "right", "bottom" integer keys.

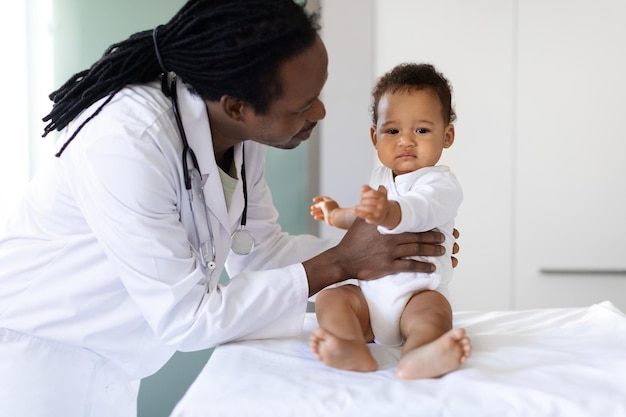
[{"left": 171, "top": 301, "right": 626, "bottom": 417}]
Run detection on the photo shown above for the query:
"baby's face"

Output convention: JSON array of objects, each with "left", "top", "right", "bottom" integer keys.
[{"left": 371, "top": 88, "right": 454, "bottom": 176}]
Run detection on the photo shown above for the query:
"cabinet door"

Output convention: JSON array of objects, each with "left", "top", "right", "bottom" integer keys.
[{"left": 515, "top": 0, "right": 626, "bottom": 310}]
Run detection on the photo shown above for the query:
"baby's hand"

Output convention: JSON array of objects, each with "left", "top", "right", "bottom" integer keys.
[
  {"left": 310, "top": 196, "right": 340, "bottom": 226},
  {"left": 353, "top": 185, "right": 390, "bottom": 225}
]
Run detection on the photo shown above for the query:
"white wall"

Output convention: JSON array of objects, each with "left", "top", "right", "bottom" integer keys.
[
  {"left": 318, "top": 0, "right": 377, "bottom": 241},
  {"left": 318, "top": 0, "right": 514, "bottom": 310},
  {"left": 513, "top": 0, "right": 626, "bottom": 310},
  {"left": 319, "top": 0, "right": 626, "bottom": 311}
]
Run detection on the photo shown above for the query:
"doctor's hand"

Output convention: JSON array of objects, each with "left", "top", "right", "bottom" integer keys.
[
  {"left": 451, "top": 228, "right": 460, "bottom": 268},
  {"left": 303, "top": 218, "right": 449, "bottom": 296}
]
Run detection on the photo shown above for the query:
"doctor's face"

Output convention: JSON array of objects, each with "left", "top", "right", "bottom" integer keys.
[{"left": 244, "top": 35, "right": 328, "bottom": 149}]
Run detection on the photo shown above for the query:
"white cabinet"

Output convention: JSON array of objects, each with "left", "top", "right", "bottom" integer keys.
[
  {"left": 320, "top": 0, "right": 626, "bottom": 311},
  {"left": 514, "top": 0, "right": 626, "bottom": 309}
]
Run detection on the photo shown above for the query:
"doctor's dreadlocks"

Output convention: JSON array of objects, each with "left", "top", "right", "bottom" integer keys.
[{"left": 43, "top": 0, "right": 320, "bottom": 156}]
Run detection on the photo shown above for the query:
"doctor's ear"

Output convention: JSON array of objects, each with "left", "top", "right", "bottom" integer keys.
[{"left": 220, "top": 95, "right": 248, "bottom": 122}]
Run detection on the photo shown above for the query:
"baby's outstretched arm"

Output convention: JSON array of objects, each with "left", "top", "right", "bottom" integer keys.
[
  {"left": 353, "top": 185, "right": 401, "bottom": 229},
  {"left": 310, "top": 196, "right": 357, "bottom": 230}
]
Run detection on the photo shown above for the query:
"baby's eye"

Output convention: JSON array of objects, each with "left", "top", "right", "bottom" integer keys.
[
  {"left": 386, "top": 128, "right": 399, "bottom": 134},
  {"left": 416, "top": 128, "right": 430, "bottom": 134}
]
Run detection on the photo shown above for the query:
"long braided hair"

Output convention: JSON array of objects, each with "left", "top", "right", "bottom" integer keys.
[{"left": 43, "top": 0, "right": 320, "bottom": 156}]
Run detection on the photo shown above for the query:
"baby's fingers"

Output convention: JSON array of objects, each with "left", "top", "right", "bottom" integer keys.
[{"left": 312, "top": 195, "right": 331, "bottom": 203}]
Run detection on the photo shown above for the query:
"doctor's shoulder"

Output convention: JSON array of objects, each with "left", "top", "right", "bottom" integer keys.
[{"left": 61, "top": 81, "right": 176, "bottom": 151}]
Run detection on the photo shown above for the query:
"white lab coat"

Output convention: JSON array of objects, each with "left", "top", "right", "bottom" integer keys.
[{"left": 0, "top": 79, "right": 333, "bottom": 416}]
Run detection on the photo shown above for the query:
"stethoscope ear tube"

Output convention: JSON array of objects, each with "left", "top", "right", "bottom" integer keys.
[
  {"left": 164, "top": 73, "right": 199, "bottom": 191},
  {"left": 231, "top": 144, "right": 255, "bottom": 255}
]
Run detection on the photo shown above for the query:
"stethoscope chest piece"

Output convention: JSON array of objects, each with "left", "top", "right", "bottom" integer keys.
[{"left": 231, "top": 227, "right": 255, "bottom": 255}]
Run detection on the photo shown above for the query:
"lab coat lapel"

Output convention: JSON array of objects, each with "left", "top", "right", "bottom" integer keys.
[
  {"left": 175, "top": 79, "right": 229, "bottom": 232},
  {"left": 228, "top": 145, "right": 246, "bottom": 230},
  {"left": 176, "top": 78, "right": 245, "bottom": 235}
]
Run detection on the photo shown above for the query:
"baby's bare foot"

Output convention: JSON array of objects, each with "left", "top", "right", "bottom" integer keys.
[
  {"left": 309, "top": 327, "right": 377, "bottom": 372},
  {"left": 396, "top": 328, "right": 472, "bottom": 380}
]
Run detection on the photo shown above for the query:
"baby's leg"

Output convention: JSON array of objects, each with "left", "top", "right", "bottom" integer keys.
[
  {"left": 310, "top": 284, "right": 377, "bottom": 372},
  {"left": 395, "top": 290, "right": 472, "bottom": 380}
]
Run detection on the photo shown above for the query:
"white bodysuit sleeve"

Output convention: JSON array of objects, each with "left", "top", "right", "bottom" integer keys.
[{"left": 377, "top": 167, "right": 463, "bottom": 234}]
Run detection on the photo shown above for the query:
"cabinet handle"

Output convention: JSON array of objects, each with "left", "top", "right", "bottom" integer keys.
[{"left": 540, "top": 268, "right": 626, "bottom": 275}]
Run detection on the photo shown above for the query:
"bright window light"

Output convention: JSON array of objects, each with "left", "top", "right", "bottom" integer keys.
[{"left": 0, "top": 0, "right": 53, "bottom": 222}]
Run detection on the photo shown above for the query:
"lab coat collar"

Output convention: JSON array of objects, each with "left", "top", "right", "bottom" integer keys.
[
  {"left": 175, "top": 79, "right": 244, "bottom": 179},
  {"left": 174, "top": 79, "right": 215, "bottom": 178},
  {"left": 175, "top": 78, "right": 246, "bottom": 229}
]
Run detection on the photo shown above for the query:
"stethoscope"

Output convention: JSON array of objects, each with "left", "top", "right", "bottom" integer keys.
[{"left": 161, "top": 72, "right": 255, "bottom": 271}]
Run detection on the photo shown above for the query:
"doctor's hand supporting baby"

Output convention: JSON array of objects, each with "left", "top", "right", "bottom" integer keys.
[{"left": 304, "top": 218, "right": 448, "bottom": 296}]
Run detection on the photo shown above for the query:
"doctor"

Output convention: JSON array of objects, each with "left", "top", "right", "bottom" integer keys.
[{"left": 0, "top": 1, "right": 455, "bottom": 416}]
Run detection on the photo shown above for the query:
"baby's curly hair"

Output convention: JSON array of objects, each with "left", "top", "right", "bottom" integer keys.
[{"left": 371, "top": 63, "right": 456, "bottom": 125}]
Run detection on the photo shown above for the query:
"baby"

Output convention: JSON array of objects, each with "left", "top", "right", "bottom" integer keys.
[{"left": 309, "top": 63, "right": 471, "bottom": 379}]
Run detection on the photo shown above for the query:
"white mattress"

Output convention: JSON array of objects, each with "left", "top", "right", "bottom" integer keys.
[{"left": 171, "top": 301, "right": 626, "bottom": 417}]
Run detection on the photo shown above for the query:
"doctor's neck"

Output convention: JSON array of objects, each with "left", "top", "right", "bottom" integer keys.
[{"left": 205, "top": 99, "right": 249, "bottom": 174}]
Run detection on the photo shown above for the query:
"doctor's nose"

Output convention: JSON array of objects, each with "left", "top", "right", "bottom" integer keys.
[{"left": 307, "top": 98, "right": 326, "bottom": 122}]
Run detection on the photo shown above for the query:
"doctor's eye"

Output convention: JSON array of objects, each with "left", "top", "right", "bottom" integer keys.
[{"left": 293, "top": 103, "right": 313, "bottom": 115}]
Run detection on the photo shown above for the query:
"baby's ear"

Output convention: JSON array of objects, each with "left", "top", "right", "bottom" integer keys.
[
  {"left": 443, "top": 124, "right": 455, "bottom": 148},
  {"left": 370, "top": 126, "right": 378, "bottom": 147}
]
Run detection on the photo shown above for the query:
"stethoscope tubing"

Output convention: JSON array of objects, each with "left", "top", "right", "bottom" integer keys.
[{"left": 163, "top": 73, "right": 252, "bottom": 270}]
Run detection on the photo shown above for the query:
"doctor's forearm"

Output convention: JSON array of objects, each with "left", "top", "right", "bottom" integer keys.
[{"left": 302, "top": 247, "right": 347, "bottom": 296}]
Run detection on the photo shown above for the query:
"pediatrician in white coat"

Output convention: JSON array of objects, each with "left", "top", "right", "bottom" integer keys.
[{"left": 0, "top": 1, "right": 454, "bottom": 416}]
